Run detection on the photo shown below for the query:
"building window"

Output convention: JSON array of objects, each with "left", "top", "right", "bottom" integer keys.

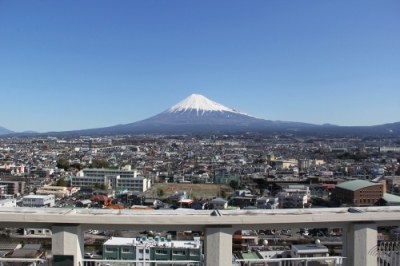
[
  {"left": 189, "top": 250, "right": 198, "bottom": 256},
  {"left": 173, "top": 250, "right": 186, "bottom": 256},
  {"left": 122, "top": 247, "right": 131, "bottom": 253},
  {"left": 155, "top": 249, "right": 169, "bottom": 255},
  {"left": 106, "top": 247, "right": 117, "bottom": 252}
]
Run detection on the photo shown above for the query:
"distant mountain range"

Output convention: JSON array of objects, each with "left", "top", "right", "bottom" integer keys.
[
  {"left": 1, "top": 94, "right": 400, "bottom": 136},
  {"left": 0, "top": 126, "right": 14, "bottom": 135}
]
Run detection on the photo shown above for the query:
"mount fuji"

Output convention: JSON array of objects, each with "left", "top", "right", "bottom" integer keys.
[{"left": 72, "top": 94, "right": 318, "bottom": 135}]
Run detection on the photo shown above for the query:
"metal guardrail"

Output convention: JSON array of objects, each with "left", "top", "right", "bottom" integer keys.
[{"left": 370, "top": 241, "right": 400, "bottom": 266}]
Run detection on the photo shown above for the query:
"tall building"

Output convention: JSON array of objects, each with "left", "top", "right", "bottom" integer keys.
[{"left": 0, "top": 181, "right": 25, "bottom": 196}]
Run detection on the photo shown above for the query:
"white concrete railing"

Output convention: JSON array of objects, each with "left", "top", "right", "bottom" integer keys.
[
  {"left": 0, "top": 258, "right": 47, "bottom": 265},
  {"left": 1, "top": 207, "right": 399, "bottom": 266},
  {"left": 235, "top": 256, "right": 346, "bottom": 266},
  {"left": 83, "top": 260, "right": 201, "bottom": 265}
]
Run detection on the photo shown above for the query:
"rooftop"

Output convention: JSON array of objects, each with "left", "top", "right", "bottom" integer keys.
[
  {"left": 104, "top": 236, "right": 200, "bottom": 249},
  {"left": 382, "top": 193, "right": 400, "bottom": 204},
  {"left": 335, "top": 180, "right": 381, "bottom": 191}
]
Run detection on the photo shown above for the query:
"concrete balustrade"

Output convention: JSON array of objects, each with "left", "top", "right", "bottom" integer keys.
[{"left": 1, "top": 207, "right": 399, "bottom": 266}]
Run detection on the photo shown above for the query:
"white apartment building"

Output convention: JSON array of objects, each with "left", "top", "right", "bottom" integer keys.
[
  {"left": 22, "top": 195, "right": 55, "bottom": 207},
  {"left": 72, "top": 167, "right": 151, "bottom": 192}
]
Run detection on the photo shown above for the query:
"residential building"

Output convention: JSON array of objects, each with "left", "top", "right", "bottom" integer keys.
[
  {"left": 277, "top": 185, "right": 311, "bottom": 208},
  {"left": 0, "top": 185, "right": 7, "bottom": 196},
  {"left": 102, "top": 236, "right": 202, "bottom": 265},
  {"left": 256, "top": 197, "right": 279, "bottom": 209},
  {"left": 214, "top": 169, "right": 239, "bottom": 184},
  {"left": 0, "top": 181, "right": 25, "bottom": 196},
  {"left": 22, "top": 195, "right": 55, "bottom": 207}
]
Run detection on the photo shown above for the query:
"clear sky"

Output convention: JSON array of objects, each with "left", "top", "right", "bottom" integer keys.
[{"left": 1, "top": 0, "right": 399, "bottom": 132}]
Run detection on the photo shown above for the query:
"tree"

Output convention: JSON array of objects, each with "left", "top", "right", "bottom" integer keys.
[
  {"left": 56, "top": 178, "right": 67, "bottom": 187},
  {"left": 90, "top": 160, "right": 110, "bottom": 169},
  {"left": 157, "top": 188, "right": 165, "bottom": 197},
  {"left": 69, "top": 163, "right": 83, "bottom": 171},
  {"left": 229, "top": 180, "right": 240, "bottom": 190},
  {"left": 56, "top": 158, "right": 69, "bottom": 171},
  {"left": 94, "top": 183, "right": 107, "bottom": 190},
  {"left": 221, "top": 190, "right": 227, "bottom": 199},
  {"left": 396, "top": 166, "right": 400, "bottom": 176}
]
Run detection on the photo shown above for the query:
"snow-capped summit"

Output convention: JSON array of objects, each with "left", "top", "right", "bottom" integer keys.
[
  {"left": 167, "top": 94, "right": 237, "bottom": 114},
  {"left": 122, "top": 93, "right": 264, "bottom": 132}
]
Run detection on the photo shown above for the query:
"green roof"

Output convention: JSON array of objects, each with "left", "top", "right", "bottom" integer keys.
[
  {"left": 382, "top": 193, "right": 400, "bottom": 203},
  {"left": 241, "top": 252, "right": 261, "bottom": 260},
  {"left": 336, "top": 180, "right": 380, "bottom": 191}
]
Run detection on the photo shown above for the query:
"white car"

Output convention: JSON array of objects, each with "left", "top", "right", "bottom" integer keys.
[{"left": 84, "top": 253, "right": 93, "bottom": 258}]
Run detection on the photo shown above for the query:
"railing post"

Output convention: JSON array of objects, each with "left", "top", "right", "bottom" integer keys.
[
  {"left": 205, "top": 226, "right": 234, "bottom": 266},
  {"left": 52, "top": 224, "right": 84, "bottom": 266}
]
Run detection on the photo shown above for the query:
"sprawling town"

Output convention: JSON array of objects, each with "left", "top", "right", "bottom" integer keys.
[{"left": 0, "top": 134, "right": 399, "bottom": 265}]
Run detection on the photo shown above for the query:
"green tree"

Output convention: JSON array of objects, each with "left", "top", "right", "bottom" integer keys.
[
  {"left": 221, "top": 190, "right": 227, "bottom": 198},
  {"left": 229, "top": 180, "right": 240, "bottom": 190},
  {"left": 396, "top": 166, "right": 400, "bottom": 176},
  {"left": 69, "top": 162, "right": 83, "bottom": 171},
  {"left": 56, "top": 158, "right": 69, "bottom": 171},
  {"left": 94, "top": 183, "right": 107, "bottom": 190},
  {"left": 56, "top": 178, "right": 67, "bottom": 187},
  {"left": 90, "top": 159, "right": 110, "bottom": 169},
  {"left": 157, "top": 188, "right": 165, "bottom": 197}
]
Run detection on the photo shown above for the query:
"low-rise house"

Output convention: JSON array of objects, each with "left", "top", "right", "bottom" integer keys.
[{"left": 256, "top": 197, "right": 279, "bottom": 209}]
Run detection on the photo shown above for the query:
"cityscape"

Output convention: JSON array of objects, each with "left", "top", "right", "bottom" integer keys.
[{"left": 1, "top": 1, "right": 400, "bottom": 266}]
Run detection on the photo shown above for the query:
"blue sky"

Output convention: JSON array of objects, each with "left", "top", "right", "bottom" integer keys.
[{"left": 1, "top": 0, "right": 399, "bottom": 132}]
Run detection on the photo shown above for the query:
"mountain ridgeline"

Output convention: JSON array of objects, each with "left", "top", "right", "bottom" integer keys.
[{"left": 1, "top": 94, "right": 400, "bottom": 137}]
